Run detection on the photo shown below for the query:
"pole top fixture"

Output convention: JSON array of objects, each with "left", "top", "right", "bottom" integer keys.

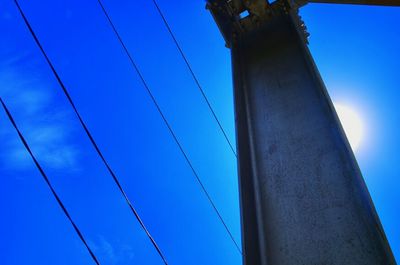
[{"left": 206, "top": 0, "right": 306, "bottom": 48}]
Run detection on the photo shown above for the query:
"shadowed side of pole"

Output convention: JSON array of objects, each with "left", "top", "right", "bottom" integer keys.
[{"left": 232, "top": 9, "right": 395, "bottom": 265}]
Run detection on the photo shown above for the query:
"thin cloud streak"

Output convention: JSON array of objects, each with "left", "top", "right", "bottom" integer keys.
[
  {"left": 89, "top": 235, "right": 135, "bottom": 265},
  {"left": 0, "top": 53, "right": 80, "bottom": 172}
]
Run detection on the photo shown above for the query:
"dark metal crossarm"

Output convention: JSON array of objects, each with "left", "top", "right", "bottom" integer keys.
[{"left": 299, "top": 0, "right": 400, "bottom": 6}]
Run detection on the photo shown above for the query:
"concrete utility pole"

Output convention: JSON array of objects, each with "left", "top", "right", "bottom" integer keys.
[{"left": 206, "top": 0, "right": 398, "bottom": 264}]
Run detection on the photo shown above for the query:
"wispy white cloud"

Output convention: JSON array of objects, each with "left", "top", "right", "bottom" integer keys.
[
  {"left": 0, "top": 53, "right": 80, "bottom": 172},
  {"left": 90, "top": 235, "right": 135, "bottom": 265}
]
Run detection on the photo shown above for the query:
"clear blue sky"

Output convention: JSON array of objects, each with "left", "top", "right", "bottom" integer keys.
[{"left": 0, "top": 1, "right": 399, "bottom": 264}]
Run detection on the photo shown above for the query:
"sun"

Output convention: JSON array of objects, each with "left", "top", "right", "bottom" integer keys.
[{"left": 334, "top": 103, "right": 364, "bottom": 152}]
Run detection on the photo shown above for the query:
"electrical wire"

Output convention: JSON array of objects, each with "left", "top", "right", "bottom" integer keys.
[
  {"left": 151, "top": 0, "right": 237, "bottom": 158},
  {"left": 0, "top": 98, "right": 101, "bottom": 265},
  {"left": 96, "top": 0, "right": 242, "bottom": 254},
  {"left": 13, "top": 1, "right": 168, "bottom": 264}
]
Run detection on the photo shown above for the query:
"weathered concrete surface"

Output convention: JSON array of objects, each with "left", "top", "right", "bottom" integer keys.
[{"left": 231, "top": 11, "right": 396, "bottom": 265}]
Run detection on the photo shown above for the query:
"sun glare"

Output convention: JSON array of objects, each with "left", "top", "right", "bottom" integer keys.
[{"left": 334, "top": 103, "right": 364, "bottom": 152}]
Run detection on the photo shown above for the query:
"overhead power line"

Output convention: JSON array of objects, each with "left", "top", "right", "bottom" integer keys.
[
  {"left": 0, "top": 98, "right": 101, "bottom": 265},
  {"left": 96, "top": 0, "right": 242, "bottom": 254},
  {"left": 151, "top": 0, "right": 237, "bottom": 158},
  {"left": 13, "top": 1, "right": 168, "bottom": 264}
]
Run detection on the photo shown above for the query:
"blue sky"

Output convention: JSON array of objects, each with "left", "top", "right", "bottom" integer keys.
[{"left": 0, "top": 1, "right": 399, "bottom": 264}]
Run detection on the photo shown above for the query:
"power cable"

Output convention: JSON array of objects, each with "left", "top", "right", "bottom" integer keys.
[
  {"left": 13, "top": 1, "right": 168, "bottom": 263},
  {"left": 151, "top": 0, "right": 237, "bottom": 158},
  {"left": 96, "top": 0, "right": 242, "bottom": 254},
  {"left": 0, "top": 98, "right": 101, "bottom": 265}
]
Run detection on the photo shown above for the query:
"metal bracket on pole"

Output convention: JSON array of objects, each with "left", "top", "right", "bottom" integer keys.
[{"left": 206, "top": 0, "right": 309, "bottom": 48}]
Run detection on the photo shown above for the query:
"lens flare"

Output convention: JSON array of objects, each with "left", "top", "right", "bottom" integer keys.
[{"left": 334, "top": 103, "right": 364, "bottom": 152}]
